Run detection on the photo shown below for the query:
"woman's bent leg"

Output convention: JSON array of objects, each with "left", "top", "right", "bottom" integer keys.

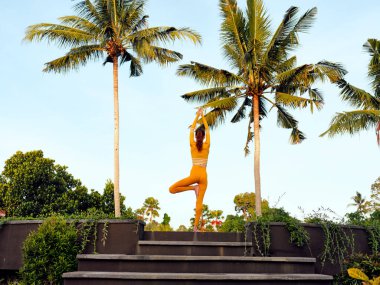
[{"left": 169, "top": 175, "right": 198, "bottom": 194}]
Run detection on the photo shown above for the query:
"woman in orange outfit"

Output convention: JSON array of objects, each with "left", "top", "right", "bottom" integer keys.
[{"left": 169, "top": 108, "right": 210, "bottom": 232}]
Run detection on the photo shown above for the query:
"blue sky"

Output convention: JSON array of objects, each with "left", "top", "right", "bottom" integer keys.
[{"left": 0, "top": 0, "right": 379, "bottom": 227}]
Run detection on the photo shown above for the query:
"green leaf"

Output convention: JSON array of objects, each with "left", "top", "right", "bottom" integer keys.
[
  {"left": 275, "top": 92, "right": 323, "bottom": 112},
  {"left": 43, "top": 45, "right": 104, "bottom": 73},
  {"left": 181, "top": 87, "right": 230, "bottom": 103},
  {"left": 336, "top": 79, "right": 380, "bottom": 110},
  {"left": 177, "top": 62, "right": 243, "bottom": 87},
  {"left": 289, "top": 127, "right": 306, "bottom": 144},
  {"left": 201, "top": 96, "right": 238, "bottom": 110},
  {"left": 321, "top": 110, "right": 380, "bottom": 137}
]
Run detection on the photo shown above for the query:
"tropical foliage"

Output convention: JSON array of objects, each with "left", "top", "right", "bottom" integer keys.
[
  {"left": 234, "top": 192, "right": 269, "bottom": 221},
  {"left": 24, "top": 0, "right": 201, "bottom": 217},
  {"left": 177, "top": 0, "right": 346, "bottom": 216},
  {"left": 0, "top": 150, "right": 128, "bottom": 218},
  {"left": 136, "top": 196, "right": 161, "bottom": 223},
  {"left": 321, "top": 39, "right": 380, "bottom": 143},
  {"left": 347, "top": 266, "right": 380, "bottom": 285},
  {"left": 345, "top": 177, "right": 380, "bottom": 226},
  {"left": 20, "top": 216, "right": 79, "bottom": 285}
]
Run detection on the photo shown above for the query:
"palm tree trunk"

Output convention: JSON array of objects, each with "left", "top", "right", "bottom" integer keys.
[
  {"left": 113, "top": 56, "right": 121, "bottom": 217},
  {"left": 253, "top": 93, "right": 262, "bottom": 217}
]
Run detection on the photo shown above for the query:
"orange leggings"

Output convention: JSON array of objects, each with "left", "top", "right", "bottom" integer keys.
[{"left": 169, "top": 166, "right": 208, "bottom": 228}]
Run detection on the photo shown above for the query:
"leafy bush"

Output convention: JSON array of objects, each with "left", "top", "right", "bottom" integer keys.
[
  {"left": 334, "top": 253, "right": 380, "bottom": 285},
  {"left": 219, "top": 215, "right": 245, "bottom": 232},
  {"left": 20, "top": 216, "right": 79, "bottom": 285}
]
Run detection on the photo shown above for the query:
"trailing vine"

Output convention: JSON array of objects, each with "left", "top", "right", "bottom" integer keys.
[
  {"left": 319, "top": 220, "right": 355, "bottom": 270},
  {"left": 101, "top": 221, "right": 109, "bottom": 247},
  {"left": 92, "top": 220, "right": 98, "bottom": 253},
  {"left": 252, "top": 219, "right": 271, "bottom": 256},
  {"left": 76, "top": 220, "right": 94, "bottom": 253},
  {"left": 366, "top": 223, "right": 380, "bottom": 254},
  {"left": 285, "top": 218, "right": 310, "bottom": 248}
]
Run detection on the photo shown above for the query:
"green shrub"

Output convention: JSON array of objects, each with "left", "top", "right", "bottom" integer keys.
[
  {"left": 20, "top": 216, "right": 79, "bottom": 285},
  {"left": 219, "top": 215, "right": 245, "bottom": 232},
  {"left": 334, "top": 253, "right": 380, "bottom": 285}
]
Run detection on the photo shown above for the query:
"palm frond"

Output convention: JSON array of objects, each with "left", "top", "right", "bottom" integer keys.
[
  {"left": 201, "top": 96, "right": 239, "bottom": 110},
  {"left": 363, "top": 39, "right": 380, "bottom": 93},
  {"left": 119, "top": 0, "right": 146, "bottom": 34},
  {"left": 276, "top": 56, "right": 297, "bottom": 73},
  {"left": 74, "top": 0, "right": 106, "bottom": 29},
  {"left": 177, "top": 62, "right": 244, "bottom": 87},
  {"left": 231, "top": 97, "right": 251, "bottom": 123},
  {"left": 276, "top": 61, "right": 346, "bottom": 92},
  {"left": 289, "top": 127, "right": 306, "bottom": 144},
  {"left": 223, "top": 44, "right": 244, "bottom": 71},
  {"left": 263, "top": 6, "right": 298, "bottom": 66},
  {"left": 220, "top": 0, "right": 247, "bottom": 61},
  {"left": 202, "top": 108, "right": 231, "bottom": 129},
  {"left": 24, "top": 23, "right": 96, "bottom": 48},
  {"left": 275, "top": 104, "right": 298, "bottom": 129},
  {"left": 321, "top": 110, "right": 380, "bottom": 137},
  {"left": 287, "top": 7, "right": 317, "bottom": 44},
  {"left": 132, "top": 15, "right": 149, "bottom": 32},
  {"left": 139, "top": 45, "right": 183, "bottom": 65},
  {"left": 129, "top": 27, "right": 201, "bottom": 46},
  {"left": 313, "top": 61, "right": 347, "bottom": 83},
  {"left": 308, "top": 88, "right": 323, "bottom": 101},
  {"left": 130, "top": 55, "right": 143, "bottom": 77},
  {"left": 246, "top": 0, "right": 271, "bottom": 56},
  {"left": 119, "top": 50, "right": 132, "bottom": 64},
  {"left": 181, "top": 87, "right": 231, "bottom": 103},
  {"left": 336, "top": 79, "right": 380, "bottom": 110},
  {"left": 276, "top": 64, "right": 312, "bottom": 87},
  {"left": 58, "top": 15, "right": 101, "bottom": 35},
  {"left": 43, "top": 45, "right": 104, "bottom": 73},
  {"left": 244, "top": 109, "right": 254, "bottom": 155},
  {"left": 275, "top": 92, "right": 323, "bottom": 113}
]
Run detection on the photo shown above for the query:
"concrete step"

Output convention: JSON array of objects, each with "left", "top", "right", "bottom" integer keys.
[
  {"left": 63, "top": 272, "right": 333, "bottom": 285},
  {"left": 137, "top": 240, "right": 252, "bottom": 256},
  {"left": 77, "top": 254, "right": 317, "bottom": 274}
]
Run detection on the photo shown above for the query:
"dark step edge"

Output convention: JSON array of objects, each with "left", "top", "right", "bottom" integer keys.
[
  {"left": 63, "top": 272, "right": 333, "bottom": 281},
  {"left": 77, "top": 254, "right": 316, "bottom": 263},
  {"left": 138, "top": 241, "right": 252, "bottom": 246}
]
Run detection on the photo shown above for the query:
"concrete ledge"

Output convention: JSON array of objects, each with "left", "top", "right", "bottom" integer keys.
[
  {"left": 138, "top": 241, "right": 252, "bottom": 246},
  {"left": 77, "top": 254, "right": 316, "bottom": 263},
  {"left": 63, "top": 272, "right": 333, "bottom": 281}
]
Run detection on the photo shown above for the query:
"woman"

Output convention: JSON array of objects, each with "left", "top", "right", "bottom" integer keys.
[{"left": 169, "top": 108, "right": 210, "bottom": 232}]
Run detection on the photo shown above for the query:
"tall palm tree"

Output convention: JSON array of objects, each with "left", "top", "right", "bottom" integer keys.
[
  {"left": 321, "top": 39, "right": 380, "bottom": 144},
  {"left": 24, "top": 0, "right": 201, "bottom": 217},
  {"left": 348, "top": 191, "right": 370, "bottom": 215},
  {"left": 142, "top": 196, "right": 160, "bottom": 223},
  {"left": 177, "top": 0, "right": 346, "bottom": 216}
]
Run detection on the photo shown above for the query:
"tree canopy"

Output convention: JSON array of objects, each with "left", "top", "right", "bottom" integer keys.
[{"left": 0, "top": 150, "right": 126, "bottom": 217}]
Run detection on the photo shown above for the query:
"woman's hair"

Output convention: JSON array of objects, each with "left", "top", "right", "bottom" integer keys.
[{"left": 195, "top": 126, "right": 205, "bottom": 151}]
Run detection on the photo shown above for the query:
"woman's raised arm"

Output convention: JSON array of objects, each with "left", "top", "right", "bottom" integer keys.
[
  {"left": 190, "top": 112, "right": 200, "bottom": 145},
  {"left": 201, "top": 112, "right": 210, "bottom": 144}
]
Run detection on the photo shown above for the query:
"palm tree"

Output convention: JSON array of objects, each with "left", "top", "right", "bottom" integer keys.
[
  {"left": 142, "top": 197, "right": 160, "bottom": 223},
  {"left": 24, "top": 0, "right": 201, "bottom": 217},
  {"left": 177, "top": 0, "right": 346, "bottom": 216},
  {"left": 321, "top": 39, "right": 380, "bottom": 144},
  {"left": 348, "top": 191, "right": 370, "bottom": 215}
]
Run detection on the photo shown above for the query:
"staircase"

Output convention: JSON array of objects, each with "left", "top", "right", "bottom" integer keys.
[{"left": 63, "top": 231, "right": 333, "bottom": 285}]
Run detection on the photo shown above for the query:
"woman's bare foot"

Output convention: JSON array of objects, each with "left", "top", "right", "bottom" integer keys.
[{"left": 194, "top": 185, "right": 199, "bottom": 198}]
